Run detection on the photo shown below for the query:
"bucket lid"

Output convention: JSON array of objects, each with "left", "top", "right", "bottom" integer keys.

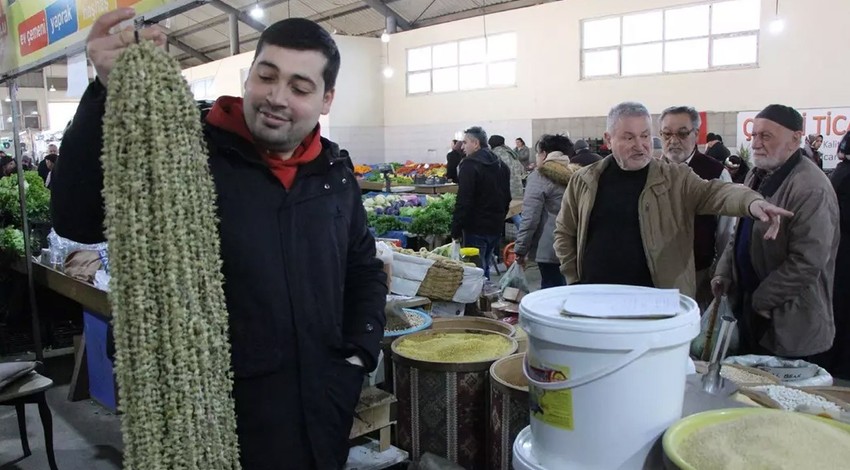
[
  {"left": 513, "top": 426, "right": 545, "bottom": 470},
  {"left": 519, "top": 285, "right": 699, "bottom": 348}
]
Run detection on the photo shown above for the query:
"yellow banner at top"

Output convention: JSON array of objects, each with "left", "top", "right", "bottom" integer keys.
[{"left": 0, "top": 0, "right": 170, "bottom": 77}]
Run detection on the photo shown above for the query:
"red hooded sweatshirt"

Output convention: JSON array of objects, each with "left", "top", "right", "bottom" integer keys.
[{"left": 206, "top": 96, "right": 323, "bottom": 190}]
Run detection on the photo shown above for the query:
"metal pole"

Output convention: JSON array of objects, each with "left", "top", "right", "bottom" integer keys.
[
  {"left": 9, "top": 81, "right": 44, "bottom": 363},
  {"left": 229, "top": 13, "right": 240, "bottom": 56}
]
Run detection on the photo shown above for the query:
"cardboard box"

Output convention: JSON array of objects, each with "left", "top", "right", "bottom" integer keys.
[{"left": 502, "top": 287, "right": 526, "bottom": 303}]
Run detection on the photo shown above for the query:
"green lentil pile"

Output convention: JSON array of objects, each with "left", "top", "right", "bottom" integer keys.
[{"left": 101, "top": 41, "right": 240, "bottom": 469}]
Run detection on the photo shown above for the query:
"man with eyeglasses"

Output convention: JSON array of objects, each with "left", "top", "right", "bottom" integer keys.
[
  {"left": 714, "top": 104, "right": 840, "bottom": 367},
  {"left": 554, "top": 102, "right": 793, "bottom": 300},
  {"left": 660, "top": 106, "right": 735, "bottom": 309}
]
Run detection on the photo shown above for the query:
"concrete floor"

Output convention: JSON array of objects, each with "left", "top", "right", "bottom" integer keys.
[{"left": 0, "top": 355, "right": 122, "bottom": 470}]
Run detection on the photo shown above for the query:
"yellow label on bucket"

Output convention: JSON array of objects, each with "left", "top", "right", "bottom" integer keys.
[{"left": 528, "top": 363, "right": 574, "bottom": 431}]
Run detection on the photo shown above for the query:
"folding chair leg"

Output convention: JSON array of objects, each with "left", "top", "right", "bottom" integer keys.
[
  {"left": 15, "top": 402, "right": 31, "bottom": 457},
  {"left": 36, "top": 394, "right": 59, "bottom": 470}
]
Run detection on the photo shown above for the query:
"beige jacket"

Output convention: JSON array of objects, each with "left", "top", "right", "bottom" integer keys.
[
  {"left": 716, "top": 155, "right": 839, "bottom": 356},
  {"left": 554, "top": 156, "right": 763, "bottom": 299}
]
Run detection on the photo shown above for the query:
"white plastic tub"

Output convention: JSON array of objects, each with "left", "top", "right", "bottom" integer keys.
[{"left": 519, "top": 285, "right": 699, "bottom": 469}]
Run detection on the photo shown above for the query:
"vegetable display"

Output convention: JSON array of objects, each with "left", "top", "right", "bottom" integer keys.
[
  {"left": 0, "top": 170, "right": 50, "bottom": 258},
  {"left": 0, "top": 226, "right": 24, "bottom": 258},
  {"left": 363, "top": 193, "right": 456, "bottom": 238},
  {"left": 0, "top": 171, "right": 51, "bottom": 226},
  {"left": 101, "top": 41, "right": 240, "bottom": 470}
]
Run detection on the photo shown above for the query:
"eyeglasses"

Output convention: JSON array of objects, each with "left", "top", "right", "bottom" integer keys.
[{"left": 660, "top": 129, "right": 696, "bottom": 141}]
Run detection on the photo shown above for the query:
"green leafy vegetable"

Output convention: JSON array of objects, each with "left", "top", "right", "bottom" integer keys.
[
  {"left": 0, "top": 171, "right": 51, "bottom": 227},
  {"left": 372, "top": 215, "right": 408, "bottom": 236},
  {"left": 0, "top": 226, "right": 24, "bottom": 257}
]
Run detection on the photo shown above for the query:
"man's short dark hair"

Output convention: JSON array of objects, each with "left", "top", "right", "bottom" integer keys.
[
  {"left": 537, "top": 134, "right": 574, "bottom": 156},
  {"left": 465, "top": 126, "right": 488, "bottom": 149},
  {"left": 253, "top": 18, "right": 341, "bottom": 92},
  {"left": 45, "top": 154, "right": 58, "bottom": 163},
  {"left": 488, "top": 135, "right": 506, "bottom": 148}
]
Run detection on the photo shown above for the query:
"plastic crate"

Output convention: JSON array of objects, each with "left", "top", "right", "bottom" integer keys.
[{"left": 0, "top": 325, "right": 35, "bottom": 355}]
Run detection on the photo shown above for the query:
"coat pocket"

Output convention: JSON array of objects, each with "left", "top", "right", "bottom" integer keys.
[{"left": 323, "top": 358, "right": 366, "bottom": 463}]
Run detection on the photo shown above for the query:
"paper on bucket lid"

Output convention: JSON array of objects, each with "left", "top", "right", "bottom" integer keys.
[{"left": 560, "top": 289, "right": 680, "bottom": 319}]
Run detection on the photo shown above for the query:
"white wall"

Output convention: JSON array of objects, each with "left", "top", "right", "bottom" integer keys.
[{"left": 383, "top": 0, "right": 850, "bottom": 139}]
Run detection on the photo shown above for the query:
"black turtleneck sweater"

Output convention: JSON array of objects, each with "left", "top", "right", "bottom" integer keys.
[{"left": 581, "top": 162, "right": 653, "bottom": 287}]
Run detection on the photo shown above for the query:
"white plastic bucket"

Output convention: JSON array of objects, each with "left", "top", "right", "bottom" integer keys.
[
  {"left": 513, "top": 426, "right": 544, "bottom": 470},
  {"left": 519, "top": 285, "right": 699, "bottom": 469}
]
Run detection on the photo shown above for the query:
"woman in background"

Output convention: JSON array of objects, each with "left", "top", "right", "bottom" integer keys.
[{"left": 514, "top": 134, "right": 579, "bottom": 289}]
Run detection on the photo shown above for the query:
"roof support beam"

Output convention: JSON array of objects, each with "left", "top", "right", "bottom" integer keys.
[
  {"left": 172, "top": 0, "right": 286, "bottom": 39},
  {"left": 360, "top": 0, "right": 412, "bottom": 30},
  {"left": 168, "top": 36, "right": 214, "bottom": 62},
  {"left": 208, "top": 0, "right": 268, "bottom": 32}
]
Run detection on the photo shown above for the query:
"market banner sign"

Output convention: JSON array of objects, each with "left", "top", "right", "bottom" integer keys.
[
  {"left": 737, "top": 108, "right": 850, "bottom": 170},
  {"left": 0, "top": 0, "right": 170, "bottom": 77}
]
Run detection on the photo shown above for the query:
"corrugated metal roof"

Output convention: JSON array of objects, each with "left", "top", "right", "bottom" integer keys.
[{"left": 170, "top": 0, "right": 537, "bottom": 64}]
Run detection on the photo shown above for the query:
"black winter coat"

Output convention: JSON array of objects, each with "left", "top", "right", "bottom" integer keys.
[
  {"left": 451, "top": 148, "right": 511, "bottom": 239},
  {"left": 50, "top": 80, "right": 388, "bottom": 469},
  {"left": 446, "top": 149, "right": 463, "bottom": 183}
]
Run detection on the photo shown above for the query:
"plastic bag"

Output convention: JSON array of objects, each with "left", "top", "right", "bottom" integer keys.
[
  {"left": 499, "top": 262, "right": 530, "bottom": 294},
  {"left": 690, "top": 295, "right": 739, "bottom": 359},
  {"left": 450, "top": 241, "right": 460, "bottom": 261},
  {"left": 46, "top": 229, "right": 109, "bottom": 271},
  {"left": 723, "top": 354, "right": 833, "bottom": 387}
]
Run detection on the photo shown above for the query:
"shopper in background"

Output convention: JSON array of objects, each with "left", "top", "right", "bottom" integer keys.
[
  {"left": 0, "top": 155, "right": 15, "bottom": 177},
  {"left": 660, "top": 105, "right": 735, "bottom": 310},
  {"left": 490, "top": 134, "right": 526, "bottom": 200},
  {"left": 705, "top": 132, "right": 731, "bottom": 163},
  {"left": 51, "top": 11, "right": 387, "bottom": 470},
  {"left": 452, "top": 126, "right": 511, "bottom": 280},
  {"left": 38, "top": 143, "right": 58, "bottom": 182},
  {"left": 42, "top": 154, "right": 58, "bottom": 189},
  {"left": 515, "top": 134, "right": 578, "bottom": 289},
  {"left": 570, "top": 139, "right": 602, "bottom": 166},
  {"left": 554, "top": 101, "right": 792, "bottom": 299},
  {"left": 826, "top": 132, "right": 850, "bottom": 378},
  {"left": 725, "top": 155, "right": 750, "bottom": 184},
  {"left": 714, "top": 104, "right": 839, "bottom": 366},
  {"left": 803, "top": 134, "right": 824, "bottom": 170},
  {"left": 515, "top": 137, "right": 531, "bottom": 169},
  {"left": 446, "top": 139, "right": 463, "bottom": 183}
]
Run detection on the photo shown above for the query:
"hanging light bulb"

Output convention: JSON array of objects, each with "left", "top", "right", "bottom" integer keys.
[
  {"left": 249, "top": 3, "right": 265, "bottom": 20},
  {"left": 3, "top": 97, "right": 9, "bottom": 102},
  {"left": 380, "top": 31, "right": 390, "bottom": 43},
  {"left": 49, "top": 83, "right": 57, "bottom": 92},
  {"left": 382, "top": 65, "right": 394, "bottom": 79}
]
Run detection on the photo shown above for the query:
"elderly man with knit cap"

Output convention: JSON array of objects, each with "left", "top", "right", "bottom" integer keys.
[{"left": 714, "top": 104, "right": 840, "bottom": 365}]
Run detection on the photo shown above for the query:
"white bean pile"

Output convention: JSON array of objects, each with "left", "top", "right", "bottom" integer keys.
[{"left": 751, "top": 385, "right": 843, "bottom": 412}]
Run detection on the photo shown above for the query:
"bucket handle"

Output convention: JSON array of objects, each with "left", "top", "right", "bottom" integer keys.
[{"left": 522, "top": 345, "right": 651, "bottom": 390}]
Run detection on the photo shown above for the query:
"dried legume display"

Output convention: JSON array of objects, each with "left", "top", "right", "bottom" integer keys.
[
  {"left": 101, "top": 41, "right": 240, "bottom": 469},
  {"left": 396, "top": 331, "right": 514, "bottom": 362},
  {"left": 679, "top": 412, "right": 850, "bottom": 470},
  {"left": 751, "top": 385, "right": 844, "bottom": 412}
]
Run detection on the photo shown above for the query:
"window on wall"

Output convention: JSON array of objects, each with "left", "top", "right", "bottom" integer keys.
[
  {"left": 581, "top": 0, "right": 760, "bottom": 79},
  {"left": 406, "top": 32, "right": 517, "bottom": 95},
  {"left": 189, "top": 78, "right": 215, "bottom": 100}
]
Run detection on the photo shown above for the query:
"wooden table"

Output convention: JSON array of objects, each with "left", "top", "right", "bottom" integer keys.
[
  {"left": 12, "top": 259, "right": 110, "bottom": 318},
  {"left": 12, "top": 259, "right": 111, "bottom": 402}
]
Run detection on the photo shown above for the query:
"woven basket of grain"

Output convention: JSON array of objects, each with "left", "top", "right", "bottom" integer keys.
[{"left": 417, "top": 258, "right": 464, "bottom": 300}]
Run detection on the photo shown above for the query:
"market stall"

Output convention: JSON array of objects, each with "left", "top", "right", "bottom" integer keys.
[{"left": 356, "top": 162, "right": 458, "bottom": 194}]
